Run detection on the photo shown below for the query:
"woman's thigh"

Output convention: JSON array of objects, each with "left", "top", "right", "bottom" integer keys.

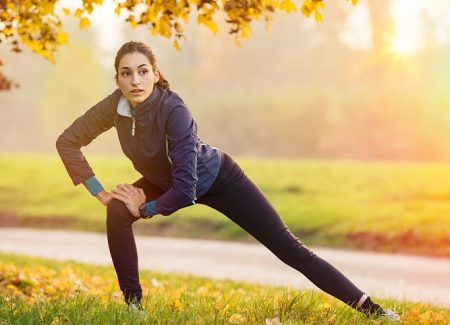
[
  {"left": 196, "top": 154, "right": 314, "bottom": 262},
  {"left": 201, "top": 176, "right": 311, "bottom": 245},
  {"left": 132, "top": 177, "right": 164, "bottom": 201},
  {"left": 200, "top": 178, "right": 314, "bottom": 263},
  {"left": 198, "top": 176, "right": 288, "bottom": 239}
]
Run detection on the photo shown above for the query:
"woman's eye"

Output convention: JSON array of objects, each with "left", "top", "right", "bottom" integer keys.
[{"left": 120, "top": 70, "right": 147, "bottom": 77}]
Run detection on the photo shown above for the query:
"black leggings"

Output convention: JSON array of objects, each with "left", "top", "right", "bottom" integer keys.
[{"left": 106, "top": 152, "right": 368, "bottom": 310}]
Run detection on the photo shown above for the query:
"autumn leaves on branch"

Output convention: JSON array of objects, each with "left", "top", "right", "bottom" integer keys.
[
  {"left": 0, "top": 56, "right": 18, "bottom": 90},
  {"left": 0, "top": 0, "right": 358, "bottom": 91}
]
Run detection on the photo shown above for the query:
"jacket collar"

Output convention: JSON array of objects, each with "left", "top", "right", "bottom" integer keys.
[{"left": 117, "top": 86, "right": 162, "bottom": 118}]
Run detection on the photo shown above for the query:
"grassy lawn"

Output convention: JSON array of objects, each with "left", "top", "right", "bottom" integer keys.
[
  {"left": 0, "top": 252, "right": 448, "bottom": 324},
  {"left": 0, "top": 154, "right": 449, "bottom": 256}
]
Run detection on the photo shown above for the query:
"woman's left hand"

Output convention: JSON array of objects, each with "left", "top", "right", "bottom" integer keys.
[{"left": 111, "top": 184, "right": 146, "bottom": 218}]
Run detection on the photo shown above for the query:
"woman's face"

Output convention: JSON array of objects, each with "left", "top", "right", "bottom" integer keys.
[{"left": 116, "top": 52, "right": 160, "bottom": 109}]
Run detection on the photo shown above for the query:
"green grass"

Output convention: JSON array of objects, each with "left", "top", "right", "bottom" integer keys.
[
  {"left": 0, "top": 154, "right": 449, "bottom": 256},
  {"left": 1, "top": 252, "right": 449, "bottom": 324}
]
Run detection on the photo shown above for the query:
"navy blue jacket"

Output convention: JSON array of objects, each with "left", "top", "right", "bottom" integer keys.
[{"left": 56, "top": 86, "right": 222, "bottom": 216}]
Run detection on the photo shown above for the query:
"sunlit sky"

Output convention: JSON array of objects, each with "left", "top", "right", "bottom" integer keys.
[
  {"left": 57, "top": 0, "right": 450, "bottom": 56},
  {"left": 390, "top": 0, "right": 425, "bottom": 54},
  {"left": 341, "top": 0, "right": 450, "bottom": 54},
  {"left": 340, "top": 0, "right": 430, "bottom": 54}
]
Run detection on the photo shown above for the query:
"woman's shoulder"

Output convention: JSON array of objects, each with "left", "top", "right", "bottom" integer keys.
[
  {"left": 109, "top": 88, "right": 124, "bottom": 105},
  {"left": 93, "top": 88, "right": 123, "bottom": 112},
  {"left": 82, "top": 88, "right": 123, "bottom": 118},
  {"left": 160, "top": 88, "right": 187, "bottom": 111}
]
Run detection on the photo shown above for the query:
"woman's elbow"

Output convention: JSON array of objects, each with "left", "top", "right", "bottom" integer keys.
[
  {"left": 55, "top": 134, "right": 65, "bottom": 153},
  {"left": 55, "top": 133, "right": 78, "bottom": 154},
  {"left": 179, "top": 187, "right": 197, "bottom": 206}
]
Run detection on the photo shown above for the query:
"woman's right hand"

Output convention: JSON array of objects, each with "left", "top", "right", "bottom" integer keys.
[{"left": 96, "top": 189, "right": 113, "bottom": 206}]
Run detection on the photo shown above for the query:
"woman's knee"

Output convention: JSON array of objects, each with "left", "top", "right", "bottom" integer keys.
[
  {"left": 269, "top": 227, "right": 315, "bottom": 266},
  {"left": 106, "top": 199, "right": 137, "bottom": 226}
]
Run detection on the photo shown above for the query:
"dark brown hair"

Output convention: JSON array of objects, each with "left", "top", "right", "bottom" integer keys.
[{"left": 114, "top": 41, "right": 170, "bottom": 90}]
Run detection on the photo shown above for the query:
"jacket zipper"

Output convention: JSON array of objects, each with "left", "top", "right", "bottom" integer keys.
[{"left": 131, "top": 109, "right": 136, "bottom": 136}]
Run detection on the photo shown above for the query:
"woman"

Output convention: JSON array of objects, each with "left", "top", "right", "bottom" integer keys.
[{"left": 56, "top": 41, "right": 399, "bottom": 321}]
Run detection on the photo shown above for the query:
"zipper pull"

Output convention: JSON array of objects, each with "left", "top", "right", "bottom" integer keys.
[{"left": 131, "top": 117, "right": 136, "bottom": 136}]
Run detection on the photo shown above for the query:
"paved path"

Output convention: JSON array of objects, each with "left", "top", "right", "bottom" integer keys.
[{"left": 0, "top": 227, "right": 449, "bottom": 307}]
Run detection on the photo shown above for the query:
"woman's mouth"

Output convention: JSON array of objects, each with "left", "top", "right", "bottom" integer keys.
[{"left": 131, "top": 89, "right": 144, "bottom": 95}]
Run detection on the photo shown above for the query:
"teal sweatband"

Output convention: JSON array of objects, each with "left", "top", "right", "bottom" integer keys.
[
  {"left": 145, "top": 201, "right": 157, "bottom": 217},
  {"left": 83, "top": 176, "right": 104, "bottom": 196}
]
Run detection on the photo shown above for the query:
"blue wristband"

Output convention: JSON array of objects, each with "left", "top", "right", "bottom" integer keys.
[
  {"left": 145, "top": 201, "right": 157, "bottom": 217},
  {"left": 83, "top": 176, "right": 104, "bottom": 196}
]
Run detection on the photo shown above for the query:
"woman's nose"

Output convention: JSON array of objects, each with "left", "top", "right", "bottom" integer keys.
[{"left": 131, "top": 73, "right": 140, "bottom": 86}]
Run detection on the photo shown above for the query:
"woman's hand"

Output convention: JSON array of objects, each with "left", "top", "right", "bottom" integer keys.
[
  {"left": 96, "top": 189, "right": 113, "bottom": 206},
  {"left": 111, "top": 184, "right": 146, "bottom": 218}
]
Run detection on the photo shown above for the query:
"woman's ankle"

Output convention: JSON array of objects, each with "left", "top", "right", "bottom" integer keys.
[
  {"left": 124, "top": 289, "right": 143, "bottom": 307},
  {"left": 352, "top": 294, "right": 384, "bottom": 316}
]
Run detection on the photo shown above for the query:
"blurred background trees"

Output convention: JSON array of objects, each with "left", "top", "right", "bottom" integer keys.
[{"left": 1, "top": 0, "right": 450, "bottom": 160}]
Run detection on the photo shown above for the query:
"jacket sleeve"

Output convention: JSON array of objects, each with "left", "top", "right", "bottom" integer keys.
[
  {"left": 55, "top": 90, "right": 120, "bottom": 186},
  {"left": 153, "top": 105, "right": 199, "bottom": 216}
]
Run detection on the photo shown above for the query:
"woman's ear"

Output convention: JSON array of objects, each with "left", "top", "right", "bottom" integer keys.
[{"left": 154, "top": 70, "right": 160, "bottom": 84}]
